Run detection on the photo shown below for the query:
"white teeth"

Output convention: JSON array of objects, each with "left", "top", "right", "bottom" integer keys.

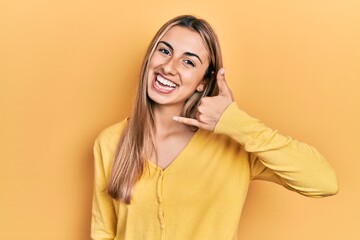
[{"left": 156, "top": 75, "right": 176, "bottom": 88}]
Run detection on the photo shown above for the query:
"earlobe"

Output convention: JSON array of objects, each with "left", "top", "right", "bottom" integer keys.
[{"left": 196, "top": 83, "right": 204, "bottom": 92}]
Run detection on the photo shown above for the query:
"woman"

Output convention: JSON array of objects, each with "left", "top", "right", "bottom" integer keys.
[{"left": 91, "top": 15, "right": 338, "bottom": 240}]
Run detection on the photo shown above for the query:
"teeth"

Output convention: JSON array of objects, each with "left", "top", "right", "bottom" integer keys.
[{"left": 156, "top": 75, "right": 176, "bottom": 88}]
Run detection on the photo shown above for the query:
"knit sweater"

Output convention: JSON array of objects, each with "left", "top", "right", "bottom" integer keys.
[{"left": 91, "top": 102, "right": 338, "bottom": 240}]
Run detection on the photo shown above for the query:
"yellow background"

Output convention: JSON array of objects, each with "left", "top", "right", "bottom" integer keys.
[{"left": 1, "top": 0, "right": 359, "bottom": 239}]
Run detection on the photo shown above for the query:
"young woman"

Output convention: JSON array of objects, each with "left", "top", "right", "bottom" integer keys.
[{"left": 91, "top": 15, "right": 338, "bottom": 240}]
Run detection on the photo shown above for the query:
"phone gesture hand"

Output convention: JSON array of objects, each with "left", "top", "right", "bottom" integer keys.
[{"left": 173, "top": 68, "right": 234, "bottom": 131}]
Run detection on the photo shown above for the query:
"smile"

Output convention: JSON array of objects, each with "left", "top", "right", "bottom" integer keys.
[{"left": 153, "top": 74, "right": 177, "bottom": 93}]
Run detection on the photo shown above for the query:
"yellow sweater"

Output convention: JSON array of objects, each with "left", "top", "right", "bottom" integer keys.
[{"left": 91, "top": 102, "right": 338, "bottom": 240}]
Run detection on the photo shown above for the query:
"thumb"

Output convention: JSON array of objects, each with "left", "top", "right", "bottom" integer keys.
[{"left": 216, "top": 68, "right": 231, "bottom": 97}]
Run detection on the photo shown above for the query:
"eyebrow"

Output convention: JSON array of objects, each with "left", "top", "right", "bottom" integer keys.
[{"left": 158, "top": 41, "right": 203, "bottom": 64}]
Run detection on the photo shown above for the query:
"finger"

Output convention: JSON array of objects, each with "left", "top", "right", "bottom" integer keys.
[
  {"left": 197, "top": 104, "right": 205, "bottom": 113},
  {"left": 172, "top": 116, "right": 204, "bottom": 128},
  {"left": 195, "top": 110, "right": 201, "bottom": 120},
  {"left": 216, "top": 68, "right": 231, "bottom": 96}
]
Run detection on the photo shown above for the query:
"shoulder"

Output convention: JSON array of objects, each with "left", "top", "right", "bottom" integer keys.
[
  {"left": 94, "top": 118, "right": 128, "bottom": 153},
  {"left": 195, "top": 128, "right": 243, "bottom": 152}
]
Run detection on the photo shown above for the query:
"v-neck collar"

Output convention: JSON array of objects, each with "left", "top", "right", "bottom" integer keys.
[{"left": 147, "top": 128, "right": 202, "bottom": 172}]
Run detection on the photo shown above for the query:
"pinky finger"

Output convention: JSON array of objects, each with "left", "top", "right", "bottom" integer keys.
[{"left": 173, "top": 116, "right": 202, "bottom": 128}]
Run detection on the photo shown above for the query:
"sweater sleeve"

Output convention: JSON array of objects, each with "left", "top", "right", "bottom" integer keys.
[
  {"left": 214, "top": 102, "right": 338, "bottom": 197},
  {"left": 91, "top": 137, "right": 117, "bottom": 240}
]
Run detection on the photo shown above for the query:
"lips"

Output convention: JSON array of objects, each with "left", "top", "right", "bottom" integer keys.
[{"left": 153, "top": 74, "right": 177, "bottom": 94}]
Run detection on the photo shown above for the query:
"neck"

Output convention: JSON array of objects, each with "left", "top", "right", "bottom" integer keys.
[{"left": 153, "top": 104, "right": 190, "bottom": 137}]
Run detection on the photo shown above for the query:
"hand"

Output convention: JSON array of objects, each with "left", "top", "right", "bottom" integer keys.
[{"left": 173, "top": 68, "right": 234, "bottom": 131}]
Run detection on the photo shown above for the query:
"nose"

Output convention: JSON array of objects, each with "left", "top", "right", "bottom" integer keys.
[{"left": 162, "top": 57, "right": 177, "bottom": 75}]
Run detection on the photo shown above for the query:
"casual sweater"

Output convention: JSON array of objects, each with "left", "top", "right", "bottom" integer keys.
[{"left": 91, "top": 102, "right": 338, "bottom": 240}]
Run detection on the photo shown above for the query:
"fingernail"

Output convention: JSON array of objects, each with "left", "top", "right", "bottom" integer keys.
[
  {"left": 172, "top": 116, "right": 179, "bottom": 121},
  {"left": 220, "top": 68, "right": 225, "bottom": 75}
]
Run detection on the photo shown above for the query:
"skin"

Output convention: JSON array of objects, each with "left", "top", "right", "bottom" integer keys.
[
  {"left": 173, "top": 69, "right": 234, "bottom": 132},
  {"left": 147, "top": 26, "right": 210, "bottom": 108},
  {"left": 147, "top": 26, "right": 234, "bottom": 169}
]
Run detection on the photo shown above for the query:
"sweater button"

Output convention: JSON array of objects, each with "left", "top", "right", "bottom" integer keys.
[{"left": 160, "top": 224, "right": 165, "bottom": 230}]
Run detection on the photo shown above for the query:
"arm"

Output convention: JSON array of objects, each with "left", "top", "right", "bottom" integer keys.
[
  {"left": 214, "top": 102, "right": 338, "bottom": 197},
  {"left": 91, "top": 138, "right": 117, "bottom": 240},
  {"left": 173, "top": 68, "right": 338, "bottom": 197}
]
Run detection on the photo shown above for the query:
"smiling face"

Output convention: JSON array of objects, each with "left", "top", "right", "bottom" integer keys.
[{"left": 147, "top": 26, "right": 210, "bottom": 109}]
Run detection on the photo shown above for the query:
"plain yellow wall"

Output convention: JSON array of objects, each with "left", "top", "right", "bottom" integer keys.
[{"left": 1, "top": 0, "right": 359, "bottom": 239}]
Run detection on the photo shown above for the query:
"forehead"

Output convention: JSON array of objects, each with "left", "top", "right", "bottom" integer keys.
[{"left": 159, "top": 26, "right": 209, "bottom": 60}]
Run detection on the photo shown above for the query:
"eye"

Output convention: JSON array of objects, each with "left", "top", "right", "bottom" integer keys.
[
  {"left": 159, "top": 48, "right": 171, "bottom": 55},
  {"left": 184, "top": 59, "right": 195, "bottom": 67}
]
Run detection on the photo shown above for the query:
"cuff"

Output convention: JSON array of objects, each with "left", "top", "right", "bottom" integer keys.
[{"left": 214, "top": 102, "right": 262, "bottom": 145}]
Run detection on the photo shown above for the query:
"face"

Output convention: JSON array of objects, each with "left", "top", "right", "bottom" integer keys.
[{"left": 147, "top": 26, "right": 210, "bottom": 108}]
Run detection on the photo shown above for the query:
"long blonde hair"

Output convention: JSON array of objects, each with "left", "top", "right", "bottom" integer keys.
[{"left": 107, "top": 15, "right": 223, "bottom": 204}]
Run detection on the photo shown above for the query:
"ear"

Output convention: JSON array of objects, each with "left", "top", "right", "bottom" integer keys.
[{"left": 196, "top": 81, "right": 205, "bottom": 92}]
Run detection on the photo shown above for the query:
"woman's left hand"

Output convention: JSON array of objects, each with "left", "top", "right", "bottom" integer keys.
[{"left": 173, "top": 68, "right": 234, "bottom": 131}]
